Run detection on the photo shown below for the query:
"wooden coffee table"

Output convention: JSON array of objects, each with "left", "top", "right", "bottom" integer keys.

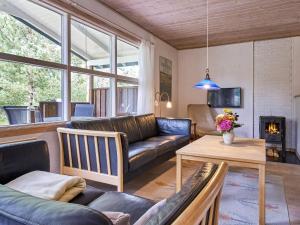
[{"left": 176, "top": 135, "right": 266, "bottom": 225}]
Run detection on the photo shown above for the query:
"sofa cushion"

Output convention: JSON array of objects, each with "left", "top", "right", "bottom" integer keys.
[
  {"left": 88, "top": 191, "right": 154, "bottom": 225},
  {"left": 110, "top": 116, "right": 142, "bottom": 144},
  {"left": 134, "top": 114, "right": 158, "bottom": 139},
  {"left": 144, "top": 135, "right": 190, "bottom": 156},
  {"left": 0, "top": 185, "right": 112, "bottom": 225},
  {"left": 164, "top": 135, "right": 190, "bottom": 147},
  {"left": 68, "top": 118, "right": 114, "bottom": 131},
  {"left": 156, "top": 118, "right": 191, "bottom": 136},
  {"left": 141, "top": 136, "right": 174, "bottom": 156},
  {"left": 128, "top": 143, "right": 158, "bottom": 171},
  {"left": 70, "top": 185, "right": 105, "bottom": 206}
]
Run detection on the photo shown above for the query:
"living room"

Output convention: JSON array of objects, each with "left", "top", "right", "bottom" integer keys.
[{"left": 0, "top": 0, "right": 300, "bottom": 225}]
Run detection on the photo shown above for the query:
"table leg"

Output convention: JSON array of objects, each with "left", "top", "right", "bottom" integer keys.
[
  {"left": 259, "top": 164, "right": 265, "bottom": 225},
  {"left": 176, "top": 154, "right": 182, "bottom": 192}
]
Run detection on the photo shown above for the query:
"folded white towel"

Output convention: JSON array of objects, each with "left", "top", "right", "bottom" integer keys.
[{"left": 5, "top": 171, "right": 86, "bottom": 202}]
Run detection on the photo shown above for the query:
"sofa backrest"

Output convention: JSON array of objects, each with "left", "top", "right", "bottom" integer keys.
[
  {"left": 134, "top": 114, "right": 158, "bottom": 140},
  {"left": 0, "top": 185, "right": 112, "bottom": 225},
  {"left": 68, "top": 114, "right": 161, "bottom": 144},
  {"left": 144, "top": 162, "right": 228, "bottom": 225},
  {"left": 0, "top": 140, "right": 50, "bottom": 184},
  {"left": 110, "top": 116, "right": 143, "bottom": 144},
  {"left": 67, "top": 118, "right": 114, "bottom": 131}
]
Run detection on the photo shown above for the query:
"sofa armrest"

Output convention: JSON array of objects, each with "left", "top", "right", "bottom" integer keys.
[
  {"left": 156, "top": 118, "right": 192, "bottom": 136},
  {"left": 57, "top": 128, "right": 127, "bottom": 192}
]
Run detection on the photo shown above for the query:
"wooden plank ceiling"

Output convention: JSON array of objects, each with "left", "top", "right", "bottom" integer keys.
[{"left": 97, "top": 0, "right": 300, "bottom": 49}]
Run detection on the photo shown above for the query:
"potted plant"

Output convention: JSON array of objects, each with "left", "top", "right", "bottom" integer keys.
[{"left": 215, "top": 109, "right": 242, "bottom": 145}]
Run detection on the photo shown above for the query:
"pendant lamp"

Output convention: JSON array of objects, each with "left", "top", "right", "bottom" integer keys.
[{"left": 194, "top": 0, "right": 220, "bottom": 90}]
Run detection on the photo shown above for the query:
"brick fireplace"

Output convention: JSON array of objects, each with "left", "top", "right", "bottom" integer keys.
[{"left": 259, "top": 116, "right": 286, "bottom": 162}]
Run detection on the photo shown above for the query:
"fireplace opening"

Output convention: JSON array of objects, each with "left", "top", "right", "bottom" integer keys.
[
  {"left": 265, "top": 122, "right": 280, "bottom": 135},
  {"left": 259, "top": 116, "right": 286, "bottom": 162}
]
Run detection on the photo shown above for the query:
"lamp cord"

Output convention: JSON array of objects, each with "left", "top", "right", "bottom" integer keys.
[{"left": 206, "top": 0, "right": 209, "bottom": 69}]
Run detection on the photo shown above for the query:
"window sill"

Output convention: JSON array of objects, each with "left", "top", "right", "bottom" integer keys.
[{"left": 0, "top": 121, "right": 66, "bottom": 138}]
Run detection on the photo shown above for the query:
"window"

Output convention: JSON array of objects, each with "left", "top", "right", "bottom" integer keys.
[
  {"left": 117, "top": 39, "right": 139, "bottom": 78},
  {"left": 117, "top": 82, "right": 138, "bottom": 115},
  {"left": 71, "top": 19, "right": 111, "bottom": 73},
  {"left": 71, "top": 73, "right": 112, "bottom": 117},
  {"left": 0, "top": 61, "right": 62, "bottom": 125},
  {"left": 71, "top": 73, "right": 90, "bottom": 102},
  {"left": 94, "top": 76, "right": 112, "bottom": 117},
  {"left": 0, "top": 0, "right": 139, "bottom": 127},
  {"left": 0, "top": 0, "right": 62, "bottom": 63}
]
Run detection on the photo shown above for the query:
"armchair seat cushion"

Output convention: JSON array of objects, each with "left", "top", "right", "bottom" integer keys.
[
  {"left": 88, "top": 192, "right": 154, "bottom": 225},
  {"left": 196, "top": 128, "right": 220, "bottom": 137}
]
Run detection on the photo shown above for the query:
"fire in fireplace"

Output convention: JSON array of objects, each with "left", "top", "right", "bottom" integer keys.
[
  {"left": 265, "top": 122, "right": 280, "bottom": 135},
  {"left": 259, "top": 116, "right": 286, "bottom": 162}
]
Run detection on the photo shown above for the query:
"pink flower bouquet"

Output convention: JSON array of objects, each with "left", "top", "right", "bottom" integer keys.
[{"left": 216, "top": 109, "right": 242, "bottom": 133}]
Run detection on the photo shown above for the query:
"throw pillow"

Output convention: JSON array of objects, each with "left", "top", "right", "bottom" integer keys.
[{"left": 102, "top": 211, "right": 130, "bottom": 225}]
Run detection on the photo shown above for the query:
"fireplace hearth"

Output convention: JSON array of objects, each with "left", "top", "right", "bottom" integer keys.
[{"left": 259, "top": 116, "right": 286, "bottom": 162}]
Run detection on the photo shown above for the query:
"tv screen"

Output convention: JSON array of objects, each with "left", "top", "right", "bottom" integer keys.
[{"left": 207, "top": 88, "right": 241, "bottom": 108}]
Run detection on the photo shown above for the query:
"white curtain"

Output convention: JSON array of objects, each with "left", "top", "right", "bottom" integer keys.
[{"left": 137, "top": 40, "right": 155, "bottom": 114}]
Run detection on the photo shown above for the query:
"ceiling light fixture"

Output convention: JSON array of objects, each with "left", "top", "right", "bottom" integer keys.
[{"left": 194, "top": 0, "right": 220, "bottom": 90}]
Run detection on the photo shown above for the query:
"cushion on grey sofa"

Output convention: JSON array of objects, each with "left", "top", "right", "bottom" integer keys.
[
  {"left": 0, "top": 185, "right": 113, "bottom": 225},
  {"left": 89, "top": 191, "right": 154, "bottom": 225},
  {"left": 70, "top": 185, "right": 105, "bottom": 206},
  {"left": 134, "top": 114, "right": 158, "bottom": 140}
]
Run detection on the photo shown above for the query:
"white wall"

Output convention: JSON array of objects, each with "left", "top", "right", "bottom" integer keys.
[
  {"left": 296, "top": 97, "right": 300, "bottom": 157},
  {"left": 178, "top": 42, "right": 254, "bottom": 138},
  {"left": 253, "top": 38, "right": 294, "bottom": 147},
  {"left": 178, "top": 37, "right": 300, "bottom": 149}
]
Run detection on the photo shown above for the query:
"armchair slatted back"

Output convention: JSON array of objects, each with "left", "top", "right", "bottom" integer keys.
[{"left": 57, "top": 128, "right": 124, "bottom": 192}]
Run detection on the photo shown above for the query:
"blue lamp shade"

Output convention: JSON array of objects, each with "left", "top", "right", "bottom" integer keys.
[
  {"left": 194, "top": 69, "right": 220, "bottom": 90},
  {"left": 194, "top": 78, "right": 220, "bottom": 90}
]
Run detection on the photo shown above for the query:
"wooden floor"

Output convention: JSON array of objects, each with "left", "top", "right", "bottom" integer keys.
[{"left": 88, "top": 158, "right": 300, "bottom": 225}]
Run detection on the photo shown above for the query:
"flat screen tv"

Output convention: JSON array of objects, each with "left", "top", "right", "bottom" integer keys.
[{"left": 207, "top": 88, "right": 241, "bottom": 108}]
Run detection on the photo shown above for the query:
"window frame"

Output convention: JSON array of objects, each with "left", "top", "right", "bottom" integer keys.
[{"left": 0, "top": 0, "right": 139, "bottom": 128}]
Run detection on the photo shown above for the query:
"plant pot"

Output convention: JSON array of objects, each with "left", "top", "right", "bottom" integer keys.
[{"left": 223, "top": 130, "right": 235, "bottom": 145}]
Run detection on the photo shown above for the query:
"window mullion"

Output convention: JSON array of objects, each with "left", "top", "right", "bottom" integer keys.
[
  {"left": 62, "top": 14, "right": 71, "bottom": 121},
  {"left": 110, "top": 35, "right": 117, "bottom": 117}
]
